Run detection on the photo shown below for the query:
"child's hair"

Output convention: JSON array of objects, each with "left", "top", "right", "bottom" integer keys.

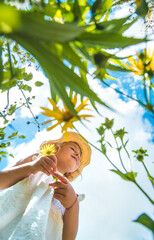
[{"left": 39, "top": 132, "right": 91, "bottom": 181}]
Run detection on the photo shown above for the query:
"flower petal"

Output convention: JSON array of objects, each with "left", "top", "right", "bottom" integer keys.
[
  {"left": 47, "top": 122, "right": 60, "bottom": 131},
  {"left": 72, "top": 93, "right": 78, "bottom": 106},
  {"left": 75, "top": 98, "right": 89, "bottom": 113},
  {"left": 48, "top": 98, "right": 62, "bottom": 114},
  {"left": 42, "top": 119, "right": 55, "bottom": 125},
  {"left": 41, "top": 107, "right": 63, "bottom": 119}
]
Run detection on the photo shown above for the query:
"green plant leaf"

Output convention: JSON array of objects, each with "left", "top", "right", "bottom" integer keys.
[
  {"left": 111, "top": 170, "right": 137, "bottom": 182},
  {"left": 96, "top": 16, "right": 130, "bottom": 33},
  {"left": 101, "top": 143, "right": 106, "bottom": 155},
  {"left": 0, "top": 151, "right": 7, "bottom": 156},
  {"left": 1, "top": 4, "right": 86, "bottom": 42},
  {"left": 133, "top": 213, "right": 154, "bottom": 233},
  {"left": 77, "top": 32, "right": 146, "bottom": 49},
  {"left": 62, "top": 43, "right": 87, "bottom": 72},
  {"left": 0, "top": 40, "right": 3, "bottom": 87},
  {"left": 104, "top": 118, "right": 114, "bottom": 129},
  {"left": 114, "top": 128, "right": 127, "bottom": 141},
  {"left": 107, "top": 63, "right": 132, "bottom": 72},
  {"left": 8, "top": 131, "right": 18, "bottom": 139},
  {"left": 35, "top": 81, "right": 44, "bottom": 87},
  {"left": 9, "top": 154, "right": 14, "bottom": 158},
  {"left": 23, "top": 72, "right": 33, "bottom": 81},
  {"left": 18, "top": 135, "right": 26, "bottom": 139},
  {"left": 11, "top": 34, "right": 112, "bottom": 116}
]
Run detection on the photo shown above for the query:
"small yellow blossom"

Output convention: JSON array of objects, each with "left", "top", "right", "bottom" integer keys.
[
  {"left": 125, "top": 49, "right": 154, "bottom": 76},
  {"left": 40, "top": 93, "right": 94, "bottom": 133},
  {"left": 39, "top": 144, "right": 56, "bottom": 156}
]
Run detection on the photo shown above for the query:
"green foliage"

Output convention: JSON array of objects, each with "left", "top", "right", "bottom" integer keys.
[
  {"left": 35, "top": 81, "right": 44, "bottom": 87},
  {"left": 95, "top": 117, "right": 154, "bottom": 235},
  {"left": 0, "top": 0, "right": 151, "bottom": 115},
  {"left": 18, "top": 135, "right": 26, "bottom": 139},
  {"left": 133, "top": 147, "right": 148, "bottom": 162},
  {"left": 135, "top": 0, "right": 149, "bottom": 18},
  {"left": 114, "top": 128, "right": 128, "bottom": 142},
  {"left": 133, "top": 213, "right": 154, "bottom": 233},
  {"left": 111, "top": 170, "right": 137, "bottom": 182}
]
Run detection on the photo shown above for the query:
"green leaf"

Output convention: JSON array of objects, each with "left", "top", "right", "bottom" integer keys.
[
  {"left": 8, "top": 131, "right": 18, "bottom": 139},
  {"left": 96, "top": 16, "right": 130, "bottom": 33},
  {"left": 3, "top": 6, "right": 86, "bottom": 42},
  {"left": 92, "top": 0, "right": 113, "bottom": 16},
  {"left": 0, "top": 4, "right": 21, "bottom": 34},
  {"left": 0, "top": 151, "right": 7, "bottom": 156},
  {"left": 0, "top": 131, "right": 5, "bottom": 140},
  {"left": 94, "top": 52, "right": 109, "bottom": 68},
  {"left": 101, "top": 143, "right": 106, "bottom": 155},
  {"left": 18, "top": 135, "right": 26, "bottom": 139},
  {"left": 52, "top": 175, "right": 58, "bottom": 182},
  {"left": 107, "top": 63, "right": 132, "bottom": 72},
  {"left": 62, "top": 43, "right": 87, "bottom": 72},
  {"left": 97, "top": 125, "right": 106, "bottom": 135},
  {"left": 9, "top": 154, "right": 14, "bottom": 158},
  {"left": 136, "top": 0, "right": 148, "bottom": 18},
  {"left": 0, "top": 41, "right": 3, "bottom": 87},
  {"left": 104, "top": 118, "right": 114, "bottom": 129},
  {"left": 111, "top": 170, "right": 137, "bottom": 182},
  {"left": 11, "top": 34, "right": 112, "bottom": 116},
  {"left": 21, "top": 84, "right": 32, "bottom": 92},
  {"left": 23, "top": 72, "right": 33, "bottom": 81},
  {"left": 35, "top": 81, "right": 44, "bottom": 87},
  {"left": 77, "top": 32, "right": 145, "bottom": 49},
  {"left": 114, "top": 128, "right": 127, "bottom": 141},
  {"left": 101, "top": 0, "right": 113, "bottom": 14},
  {"left": 133, "top": 214, "right": 154, "bottom": 233},
  {"left": 132, "top": 148, "right": 148, "bottom": 162}
]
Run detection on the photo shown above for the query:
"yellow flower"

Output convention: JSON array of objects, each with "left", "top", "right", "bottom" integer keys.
[
  {"left": 40, "top": 93, "right": 93, "bottom": 132},
  {"left": 125, "top": 49, "right": 154, "bottom": 76},
  {"left": 39, "top": 144, "right": 56, "bottom": 156}
]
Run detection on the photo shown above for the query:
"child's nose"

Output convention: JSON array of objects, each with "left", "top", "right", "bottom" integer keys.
[{"left": 75, "top": 152, "right": 79, "bottom": 157}]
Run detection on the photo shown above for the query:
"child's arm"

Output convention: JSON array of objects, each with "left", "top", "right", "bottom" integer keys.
[
  {"left": 62, "top": 200, "right": 79, "bottom": 240},
  {"left": 49, "top": 174, "right": 79, "bottom": 240},
  {"left": 12, "top": 154, "right": 38, "bottom": 166},
  {"left": 0, "top": 154, "right": 57, "bottom": 190}
]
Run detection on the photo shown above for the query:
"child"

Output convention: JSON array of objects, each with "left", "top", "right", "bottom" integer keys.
[{"left": 0, "top": 131, "right": 91, "bottom": 240}]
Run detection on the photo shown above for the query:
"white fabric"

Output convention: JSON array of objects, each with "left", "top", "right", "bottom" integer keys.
[{"left": 0, "top": 173, "right": 65, "bottom": 240}]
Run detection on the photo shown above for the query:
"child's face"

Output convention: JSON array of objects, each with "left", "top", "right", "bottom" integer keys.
[{"left": 56, "top": 142, "right": 81, "bottom": 174}]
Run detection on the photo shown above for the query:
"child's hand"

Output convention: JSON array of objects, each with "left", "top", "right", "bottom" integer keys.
[
  {"left": 30, "top": 155, "right": 57, "bottom": 176},
  {"left": 49, "top": 173, "right": 77, "bottom": 209}
]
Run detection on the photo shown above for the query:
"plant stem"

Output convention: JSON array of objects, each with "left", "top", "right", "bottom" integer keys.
[
  {"left": 16, "top": 82, "right": 40, "bottom": 129},
  {"left": 74, "top": 127, "right": 154, "bottom": 205},
  {"left": 6, "top": 90, "right": 10, "bottom": 110},
  {"left": 134, "top": 180, "right": 154, "bottom": 205},
  {"left": 122, "top": 140, "right": 132, "bottom": 172},
  {"left": 7, "top": 43, "right": 14, "bottom": 77},
  {"left": 102, "top": 80, "right": 145, "bottom": 107},
  {"left": 111, "top": 129, "right": 127, "bottom": 173},
  {"left": 74, "top": 126, "right": 121, "bottom": 172},
  {"left": 142, "top": 161, "right": 154, "bottom": 188},
  {"left": 7, "top": 43, "right": 40, "bottom": 130}
]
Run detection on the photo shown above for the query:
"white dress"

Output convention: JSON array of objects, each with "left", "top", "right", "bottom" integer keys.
[{"left": 0, "top": 173, "right": 65, "bottom": 240}]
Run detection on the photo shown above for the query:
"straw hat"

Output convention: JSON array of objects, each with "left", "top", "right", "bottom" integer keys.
[{"left": 40, "top": 131, "right": 92, "bottom": 181}]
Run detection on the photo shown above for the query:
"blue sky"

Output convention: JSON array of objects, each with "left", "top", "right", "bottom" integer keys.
[{"left": 0, "top": 2, "right": 154, "bottom": 240}]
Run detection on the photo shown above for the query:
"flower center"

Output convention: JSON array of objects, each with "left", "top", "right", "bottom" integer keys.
[{"left": 63, "top": 111, "right": 73, "bottom": 121}]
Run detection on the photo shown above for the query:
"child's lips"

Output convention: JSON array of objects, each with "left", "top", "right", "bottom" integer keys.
[{"left": 72, "top": 155, "right": 78, "bottom": 162}]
